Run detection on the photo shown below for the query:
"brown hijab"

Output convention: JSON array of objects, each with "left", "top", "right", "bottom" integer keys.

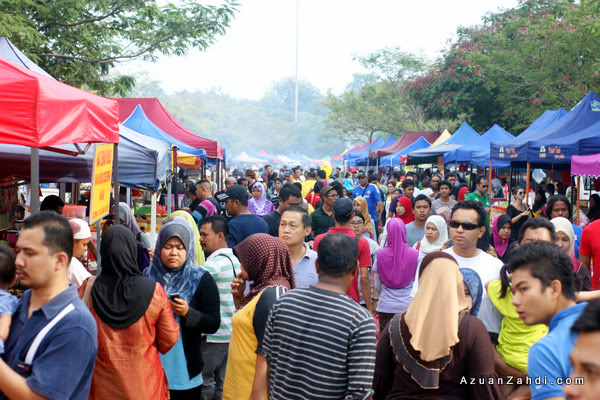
[{"left": 234, "top": 233, "right": 295, "bottom": 309}]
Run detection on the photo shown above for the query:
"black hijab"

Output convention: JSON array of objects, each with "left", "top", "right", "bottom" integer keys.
[{"left": 91, "top": 225, "right": 156, "bottom": 328}]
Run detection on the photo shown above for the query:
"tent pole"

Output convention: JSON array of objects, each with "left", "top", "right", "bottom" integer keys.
[
  {"left": 150, "top": 191, "right": 157, "bottom": 248},
  {"left": 525, "top": 163, "right": 531, "bottom": 208},
  {"left": 30, "top": 148, "right": 40, "bottom": 213},
  {"left": 489, "top": 158, "right": 493, "bottom": 206},
  {"left": 576, "top": 176, "right": 581, "bottom": 226},
  {"left": 167, "top": 175, "right": 172, "bottom": 217},
  {"left": 112, "top": 144, "right": 120, "bottom": 224}
]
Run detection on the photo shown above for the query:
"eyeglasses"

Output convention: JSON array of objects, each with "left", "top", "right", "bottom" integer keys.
[
  {"left": 480, "top": 185, "right": 489, "bottom": 188},
  {"left": 349, "top": 221, "right": 364, "bottom": 227},
  {"left": 448, "top": 220, "right": 480, "bottom": 230},
  {"left": 327, "top": 194, "right": 339, "bottom": 199}
]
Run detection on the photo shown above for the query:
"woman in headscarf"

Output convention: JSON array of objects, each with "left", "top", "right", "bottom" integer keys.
[
  {"left": 410, "top": 215, "right": 448, "bottom": 296},
  {"left": 551, "top": 217, "right": 592, "bottom": 291},
  {"left": 163, "top": 210, "right": 205, "bottom": 266},
  {"left": 587, "top": 193, "right": 600, "bottom": 222},
  {"left": 223, "top": 234, "right": 295, "bottom": 400},
  {"left": 373, "top": 218, "right": 419, "bottom": 331},
  {"left": 80, "top": 225, "right": 179, "bottom": 400},
  {"left": 112, "top": 202, "right": 151, "bottom": 271},
  {"left": 460, "top": 268, "right": 483, "bottom": 317},
  {"left": 144, "top": 218, "right": 221, "bottom": 400},
  {"left": 248, "top": 182, "right": 275, "bottom": 218},
  {"left": 394, "top": 196, "right": 415, "bottom": 225},
  {"left": 374, "top": 252, "right": 503, "bottom": 400},
  {"left": 353, "top": 196, "right": 374, "bottom": 239},
  {"left": 457, "top": 185, "right": 470, "bottom": 201},
  {"left": 491, "top": 214, "right": 514, "bottom": 263}
]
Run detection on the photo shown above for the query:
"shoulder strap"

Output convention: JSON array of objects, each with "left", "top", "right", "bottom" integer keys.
[
  {"left": 24, "top": 303, "right": 75, "bottom": 365},
  {"left": 216, "top": 253, "right": 237, "bottom": 276},
  {"left": 82, "top": 276, "right": 97, "bottom": 308}
]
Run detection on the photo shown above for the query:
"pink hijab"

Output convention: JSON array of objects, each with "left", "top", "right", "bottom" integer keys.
[{"left": 377, "top": 218, "right": 419, "bottom": 289}]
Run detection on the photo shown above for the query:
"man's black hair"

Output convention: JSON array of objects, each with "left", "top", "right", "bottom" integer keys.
[
  {"left": 201, "top": 215, "right": 229, "bottom": 238},
  {"left": 237, "top": 177, "right": 247, "bottom": 185},
  {"left": 412, "top": 194, "right": 432, "bottom": 208},
  {"left": 546, "top": 194, "right": 573, "bottom": 221},
  {"left": 317, "top": 233, "right": 358, "bottom": 278},
  {"left": 282, "top": 205, "right": 312, "bottom": 228},
  {"left": 571, "top": 299, "right": 600, "bottom": 333},
  {"left": 507, "top": 241, "right": 576, "bottom": 301},
  {"left": 308, "top": 171, "right": 317, "bottom": 179},
  {"left": 317, "top": 169, "right": 327, "bottom": 179},
  {"left": 401, "top": 178, "right": 415, "bottom": 190},
  {"left": 392, "top": 172, "right": 402, "bottom": 181},
  {"left": 279, "top": 183, "right": 302, "bottom": 203},
  {"left": 446, "top": 172, "right": 458, "bottom": 179},
  {"left": 264, "top": 164, "right": 271, "bottom": 169},
  {"left": 0, "top": 243, "right": 16, "bottom": 285},
  {"left": 517, "top": 217, "right": 556, "bottom": 244},
  {"left": 40, "top": 195, "right": 65, "bottom": 212},
  {"left": 21, "top": 211, "right": 73, "bottom": 260},
  {"left": 368, "top": 174, "right": 379, "bottom": 183},
  {"left": 439, "top": 179, "right": 452, "bottom": 190},
  {"left": 274, "top": 177, "right": 283, "bottom": 184},
  {"left": 352, "top": 211, "right": 365, "bottom": 223},
  {"left": 451, "top": 200, "right": 486, "bottom": 227},
  {"left": 474, "top": 175, "right": 487, "bottom": 186}
]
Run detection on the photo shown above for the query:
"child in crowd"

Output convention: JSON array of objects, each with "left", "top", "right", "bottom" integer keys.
[{"left": 0, "top": 244, "right": 18, "bottom": 354}]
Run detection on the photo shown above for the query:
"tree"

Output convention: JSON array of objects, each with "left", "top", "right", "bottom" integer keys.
[
  {"left": 407, "top": 0, "right": 600, "bottom": 133},
  {"left": 261, "top": 77, "right": 326, "bottom": 116},
  {"left": 323, "top": 47, "right": 453, "bottom": 144},
  {"left": 0, "top": 0, "right": 238, "bottom": 95}
]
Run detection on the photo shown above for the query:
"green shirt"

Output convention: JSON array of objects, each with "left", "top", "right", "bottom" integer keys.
[
  {"left": 465, "top": 191, "right": 491, "bottom": 231},
  {"left": 310, "top": 207, "right": 335, "bottom": 236}
]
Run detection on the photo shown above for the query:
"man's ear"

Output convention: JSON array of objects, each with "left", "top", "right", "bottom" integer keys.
[
  {"left": 55, "top": 251, "right": 70, "bottom": 271},
  {"left": 477, "top": 225, "right": 486, "bottom": 239}
]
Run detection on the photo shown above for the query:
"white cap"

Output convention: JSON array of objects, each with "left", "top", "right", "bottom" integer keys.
[{"left": 69, "top": 218, "right": 91, "bottom": 239}]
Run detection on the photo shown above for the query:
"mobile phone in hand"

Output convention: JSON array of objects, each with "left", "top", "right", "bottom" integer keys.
[{"left": 169, "top": 293, "right": 180, "bottom": 301}]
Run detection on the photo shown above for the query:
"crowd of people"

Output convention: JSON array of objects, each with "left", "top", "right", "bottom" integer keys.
[{"left": 0, "top": 164, "right": 599, "bottom": 399}]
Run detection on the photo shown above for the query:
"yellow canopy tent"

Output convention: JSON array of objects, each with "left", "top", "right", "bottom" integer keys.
[
  {"left": 177, "top": 151, "right": 201, "bottom": 168},
  {"left": 430, "top": 129, "right": 451, "bottom": 147}
]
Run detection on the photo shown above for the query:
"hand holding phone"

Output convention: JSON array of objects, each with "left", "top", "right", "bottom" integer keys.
[{"left": 169, "top": 293, "right": 180, "bottom": 301}]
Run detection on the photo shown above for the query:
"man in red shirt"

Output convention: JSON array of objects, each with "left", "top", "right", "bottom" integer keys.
[
  {"left": 579, "top": 218, "right": 600, "bottom": 289},
  {"left": 313, "top": 197, "right": 373, "bottom": 313}
]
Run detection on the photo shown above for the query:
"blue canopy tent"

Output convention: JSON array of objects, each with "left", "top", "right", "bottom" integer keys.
[
  {"left": 489, "top": 108, "right": 567, "bottom": 167},
  {"left": 123, "top": 105, "right": 206, "bottom": 158},
  {"left": 445, "top": 125, "right": 513, "bottom": 164},
  {"left": 351, "top": 135, "right": 397, "bottom": 166},
  {"left": 346, "top": 137, "right": 386, "bottom": 166},
  {"left": 406, "top": 123, "right": 480, "bottom": 165},
  {"left": 379, "top": 137, "right": 431, "bottom": 167}
]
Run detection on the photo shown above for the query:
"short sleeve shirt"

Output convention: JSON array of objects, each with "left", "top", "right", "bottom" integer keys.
[{"left": 352, "top": 184, "right": 381, "bottom": 222}]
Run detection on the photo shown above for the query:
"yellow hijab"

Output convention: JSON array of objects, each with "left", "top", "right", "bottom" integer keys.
[{"left": 163, "top": 210, "right": 205, "bottom": 266}]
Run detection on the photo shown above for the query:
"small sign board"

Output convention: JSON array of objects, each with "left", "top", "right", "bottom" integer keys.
[{"left": 90, "top": 144, "right": 114, "bottom": 224}]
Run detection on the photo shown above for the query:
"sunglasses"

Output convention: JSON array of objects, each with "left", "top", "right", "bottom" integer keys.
[
  {"left": 517, "top": 191, "right": 524, "bottom": 195},
  {"left": 448, "top": 220, "right": 480, "bottom": 231},
  {"left": 480, "top": 184, "right": 489, "bottom": 188}
]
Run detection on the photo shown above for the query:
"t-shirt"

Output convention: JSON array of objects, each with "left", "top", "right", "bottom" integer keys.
[
  {"left": 352, "top": 184, "right": 382, "bottom": 222},
  {"left": 528, "top": 303, "right": 586, "bottom": 400},
  {"left": 310, "top": 207, "right": 335, "bottom": 236},
  {"left": 262, "top": 210, "right": 282, "bottom": 237},
  {"left": 301, "top": 179, "right": 316, "bottom": 198},
  {"left": 506, "top": 205, "right": 529, "bottom": 241},
  {"left": 313, "top": 227, "right": 371, "bottom": 303},
  {"left": 431, "top": 198, "right": 457, "bottom": 224},
  {"left": 68, "top": 257, "right": 92, "bottom": 288},
  {"left": 227, "top": 213, "right": 270, "bottom": 249},
  {"left": 579, "top": 219, "right": 600, "bottom": 289},
  {"left": 465, "top": 191, "right": 491, "bottom": 231},
  {"left": 1, "top": 286, "right": 97, "bottom": 400},
  {"left": 405, "top": 222, "right": 425, "bottom": 247},
  {"left": 293, "top": 243, "right": 318, "bottom": 288},
  {"left": 261, "top": 286, "right": 376, "bottom": 400}
]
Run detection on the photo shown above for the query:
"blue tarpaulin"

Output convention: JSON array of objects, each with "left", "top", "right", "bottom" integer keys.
[
  {"left": 346, "top": 137, "right": 385, "bottom": 166},
  {"left": 350, "top": 135, "right": 397, "bottom": 166},
  {"left": 406, "top": 123, "right": 479, "bottom": 165},
  {"left": 445, "top": 124, "right": 513, "bottom": 164},
  {"left": 379, "top": 136, "right": 431, "bottom": 166}
]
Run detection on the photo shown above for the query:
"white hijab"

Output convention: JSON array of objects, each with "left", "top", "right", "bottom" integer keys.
[{"left": 419, "top": 215, "right": 448, "bottom": 254}]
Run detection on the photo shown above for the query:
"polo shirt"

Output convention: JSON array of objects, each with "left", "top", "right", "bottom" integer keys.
[
  {"left": 227, "top": 213, "right": 270, "bottom": 249},
  {"left": 293, "top": 243, "right": 318, "bottom": 288},
  {"left": 310, "top": 207, "right": 335, "bottom": 236},
  {"left": 1, "top": 286, "right": 97, "bottom": 400},
  {"left": 528, "top": 302, "right": 586, "bottom": 400},
  {"left": 352, "top": 184, "right": 382, "bottom": 222}
]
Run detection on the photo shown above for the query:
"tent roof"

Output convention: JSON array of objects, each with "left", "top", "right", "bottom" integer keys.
[
  {"left": 346, "top": 137, "right": 386, "bottom": 165},
  {"left": 113, "top": 97, "right": 222, "bottom": 158},
  {"left": 369, "top": 131, "right": 440, "bottom": 158},
  {"left": 405, "top": 123, "right": 479, "bottom": 164},
  {"left": 119, "top": 123, "right": 171, "bottom": 184},
  {"left": 430, "top": 129, "right": 451, "bottom": 146},
  {"left": 490, "top": 108, "right": 567, "bottom": 166},
  {"left": 0, "top": 57, "right": 119, "bottom": 148},
  {"left": 122, "top": 105, "right": 206, "bottom": 158},
  {"left": 380, "top": 136, "right": 431, "bottom": 166},
  {"left": 572, "top": 154, "right": 600, "bottom": 178},
  {"left": 234, "top": 152, "right": 268, "bottom": 164},
  {"left": 445, "top": 124, "right": 513, "bottom": 164},
  {"left": 0, "top": 37, "right": 54, "bottom": 79}
]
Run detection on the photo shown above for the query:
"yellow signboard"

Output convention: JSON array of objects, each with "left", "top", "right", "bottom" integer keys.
[{"left": 90, "top": 144, "right": 114, "bottom": 224}]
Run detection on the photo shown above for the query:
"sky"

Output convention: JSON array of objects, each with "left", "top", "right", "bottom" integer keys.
[{"left": 121, "top": 0, "right": 520, "bottom": 100}]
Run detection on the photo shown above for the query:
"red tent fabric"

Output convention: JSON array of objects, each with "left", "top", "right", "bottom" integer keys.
[
  {"left": 113, "top": 98, "right": 222, "bottom": 159},
  {"left": 369, "top": 131, "right": 440, "bottom": 158},
  {"left": 0, "top": 57, "right": 119, "bottom": 147}
]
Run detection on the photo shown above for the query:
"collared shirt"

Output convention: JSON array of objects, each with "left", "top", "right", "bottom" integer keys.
[
  {"left": 202, "top": 248, "right": 239, "bottom": 342},
  {"left": 2, "top": 285, "right": 97, "bottom": 400},
  {"left": 292, "top": 243, "right": 318, "bottom": 288},
  {"left": 310, "top": 207, "right": 335, "bottom": 236},
  {"left": 352, "top": 184, "right": 382, "bottom": 222}
]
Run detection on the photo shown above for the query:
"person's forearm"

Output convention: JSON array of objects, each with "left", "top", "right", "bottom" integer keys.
[
  {"left": 576, "top": 289, "right": 600, "bottom": 303},
  {"left": 493, "top": 347, "right": 527, "bottom": 379},
  {"left": 249, "top": 354, "right": 268, "bottom": 400},
  {"left": 360, "top": 270, "right": 372, "bottom": 312},
  {"left": 0, "top": 359, "right": 47, "bottom": 400}
]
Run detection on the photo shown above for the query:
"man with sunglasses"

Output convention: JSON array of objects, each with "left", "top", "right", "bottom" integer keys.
[{"left": 465, "top": 175, "right": 492, "bottom": 233}]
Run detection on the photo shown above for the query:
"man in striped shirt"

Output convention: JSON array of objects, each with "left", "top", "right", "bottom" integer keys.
[
  {"left": 254, "top": 233, "right": 377, "bottom": 400},
  {"left": 199, "top": 215, "right": 239, "bottom": 400}
]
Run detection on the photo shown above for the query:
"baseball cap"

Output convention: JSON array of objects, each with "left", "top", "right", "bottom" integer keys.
[
  {"left": 320, "top": 185, "right": 336, "bottom": 198},
  {"left": 283, "top": 170, "right": 293, "bottom": 177},
  {"left": 348, "top": 167, "right": 357, "bottom": 173},
  {"left": 332, "top": 197, "right": 354, "bottom": 218},
  {"left": 224, "top": 184, "right": 249, "bottom": 201},
  {"left": 69, "top": 218, "right": 91, "bottom": 239}
]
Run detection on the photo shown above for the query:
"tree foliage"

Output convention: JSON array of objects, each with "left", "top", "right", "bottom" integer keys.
[
  {"left": 323, "top": 47, "right": 455, "bottom": 144},
  {"left": 407, "top": 0, "right": 600, "bottom": 133},
  {"left": 0, "top": 0, "right": 238, "bottom": 95}
]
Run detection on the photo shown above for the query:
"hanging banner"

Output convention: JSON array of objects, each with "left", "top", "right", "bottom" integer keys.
[{"left": 90, "top": 144, "right": 114, "bottom": 224}]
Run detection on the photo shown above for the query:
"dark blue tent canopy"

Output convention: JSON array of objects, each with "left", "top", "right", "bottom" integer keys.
[
  {"left": 528, "top": 118, "right": 600, "bottom": 164},
  {"left": 379, "top": 136, "right": 431, "bottom": 166},
  {"left": 406, "top": 123, "right": 479, "bottom": 165},
  {"left": 353, "top": 135, "right": 398, "bottom": 166},
  {"left": 444, "top": 125, "right": 513, "bottom": 164},
  {"left": 346, "top": 137, "right": 386, "bottom": 166},
  {"left": 123, "top": 105, "right": 206, "bottom": 158},
  {"left": 490, "top": 108, "right": 567, "bottom": 167}
]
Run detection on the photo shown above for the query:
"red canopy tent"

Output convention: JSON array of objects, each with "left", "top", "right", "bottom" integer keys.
[
  {"left": 368, "top": 131, "right": 440, "bottom": 159},
  {"left": 113, "top": 98, "right": 222, "bottom": 159},
  {"left": 0, "top": 57, "right": 119, "bottom": 148}
]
